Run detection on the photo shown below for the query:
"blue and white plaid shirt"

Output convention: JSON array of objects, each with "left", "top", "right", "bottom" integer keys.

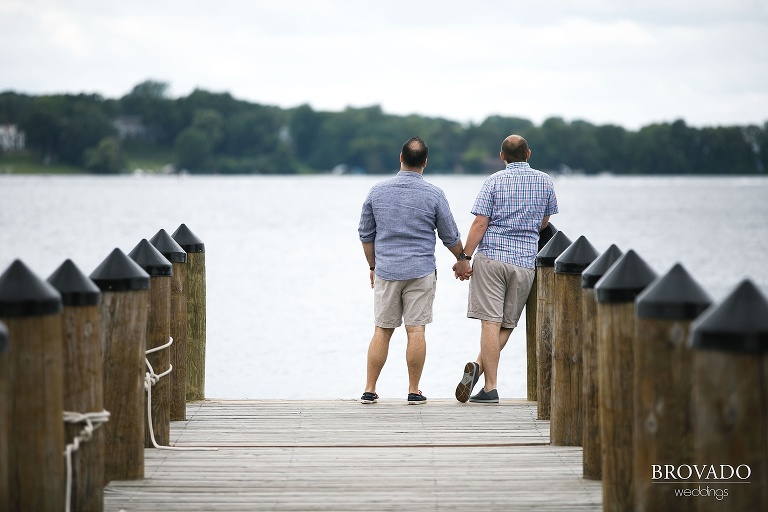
[
  {"left": 473, "top": 162, "right": 558, "bottom": 269},
  {"left": 359, "top": 171, "right": 462, "bottom": 281}
]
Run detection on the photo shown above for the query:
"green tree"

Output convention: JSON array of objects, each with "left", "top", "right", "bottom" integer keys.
[
  {"left": 289, "top": 104, "right": 326, "bottom": 162},
  {"left": 190, "top": 109, "right": 224, "bottom": 143},
  {"left": 175, "top": 128, "right": 213, "bottom": 172},
  {"left": 129, "top": 80, "right": 169, "bottom": 99},
  {"left": 21, "top": 108, "right": 61, "bottom": 162},
  {"left": 120, "top": 80, "right": 176, "bottom": 143},
  {"left": 223, "top": 107, "right": 280, "bottom": 157},
  {"left": 84, "top": 136, "right": 123, "bottom": 173},
  {"left": 58, "top": 99, "right": 116, "bottom": 166}
]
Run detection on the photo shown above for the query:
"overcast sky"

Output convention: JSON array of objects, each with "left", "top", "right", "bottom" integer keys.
[{"left": 2, "top": 0, "right": 766, "bottom": 130}]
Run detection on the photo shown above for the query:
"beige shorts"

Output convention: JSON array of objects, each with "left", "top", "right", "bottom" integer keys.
[
  {"left": 467, "top": 253, "right": 535, "bottom": 328},
  {"left": 374, "top": 272, "right": 436, "bottom": 328}
]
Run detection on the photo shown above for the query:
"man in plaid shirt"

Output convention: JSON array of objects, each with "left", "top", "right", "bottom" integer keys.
[{"left": 453, "top": 135, "right": 558, "bottom": 403}]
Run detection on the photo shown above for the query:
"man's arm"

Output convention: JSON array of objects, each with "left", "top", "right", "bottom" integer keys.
[
  {"left": 541, "top": 215, "right": 550, "bottom": 231},
  {"left": 464, "top": 214, "right": 490, "bottom": 257},
  {"left": 362, "top": 242, "right": 376, "bottom": 288},
  {"left": 446, "top": 241, "right": 465, "bottom": 260},
  {"left": 453, "top": 214, "right": 489, "bottom": 279}
]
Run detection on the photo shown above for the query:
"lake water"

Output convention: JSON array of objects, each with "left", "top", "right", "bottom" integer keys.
[{"left": 1, "top": 174, "right": 767, "bottom": 400}]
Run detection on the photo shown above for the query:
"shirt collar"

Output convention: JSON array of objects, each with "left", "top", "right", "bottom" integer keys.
[
  {"left": 397, "top": 170, "right": 424, "bottom": 179},
  {"left": 505, "top": 162, "right": 531, "bottom": 171}
]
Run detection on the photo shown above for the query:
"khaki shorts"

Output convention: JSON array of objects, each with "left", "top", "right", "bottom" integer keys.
[
  {"left": 468, "top": 253, "right": 535, "bottom": 328},
  {"left": 374, "top": 272, "right": 436, "bottom": 328}
]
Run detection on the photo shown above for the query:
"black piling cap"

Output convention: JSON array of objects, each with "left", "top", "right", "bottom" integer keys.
[
  {"left": 689, "top": 279, "right": 768, "bottom": 353},
  {"left": 636, "top": 263, "right": 713, "bottom": 320},
  {"left": 149, "top": 229, "right": 187, "bottom": 264},
  {"left": 582, "top": 244, "right": 623, "bottom": 289},
  {"left": 47, "top": 259, "right": 101, "bottom": 307},
  {"left": 0, "top": 320, "right": 7, "bottom": 352},
  {"left": 536, "top": 231, "right": 572, "bottom": 267},
  {"left": 554, "top": 235, "right": 600, "bottom": 275},
  {"left": 595, "top": 249, "right": 657, "bottom": 304},
  {"left": 538, "top": 223, "right": 557, "bottom": 252},
  {"left": 128, "top": 239, "right": 173, "bottom": 277},
  {"left": 0, "top": 259, "right": 63, "bottom": 317},
  {"left": 90, "top": 248, "right": 151, "bottom": 291},
  {"left": 172, "top": 223, "right": 205, "bottom": 254}
]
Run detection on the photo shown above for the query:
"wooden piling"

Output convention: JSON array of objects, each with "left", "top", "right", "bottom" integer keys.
[
  {"left": 0, "top": 260, "right": 65, "bottom": 512},
  {"left": 633, "top": 263, "right": 712, "bottom": 511},
  {"left": 150, "top": 229, "right": 188, "bottom": 421},
  {"left": 90, "top": 248, "right": 150, "bottom": 484},
  {"left": 594, "top": 250, "right": 656, "bottom": 512},
  {"left": 580, "top": 244, "right": 623, "bottom": 480},
  {"left": 48, "top": 259, "right": 105, "bottom": 512},
  {"left": 535, "top": 231, "right": 572, "bottom": 420},
  {"left": 0, "top": 321, "right": 9, "bottom": 512},
  {"left": 551, "top": 235, "right": 599, "bottom": 446},
  {"left": 129, "top": 239, "right": 173, "bottom": 448},
  {"left": 526, "top": 223, "right": 557, "bottom": 401},
  {"left": 172, "top": 224, "right": 206, "bottom": 401},
  {"left": 689, "top": 279, "right": 768, "bottom": 512}
]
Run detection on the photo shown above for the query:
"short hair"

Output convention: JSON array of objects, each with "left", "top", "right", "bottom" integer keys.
[
  {"left": 401, "top": 136, "right": 428, "bottom": 168},
  {"left": 501, "top": 135, "right": 529, "bottom": 162}
]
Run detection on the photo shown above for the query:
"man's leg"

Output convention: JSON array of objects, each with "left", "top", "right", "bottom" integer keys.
[
  {"left": 479, "top": 320, "right": 503, "bottom": 391},
  {"left": 405, "top": 325, "right": 426, "bottom": 394},
  {"left": 365, "top": 326, "right": 395, "bottom": 393},
  {"left": 474, "top": 326, "right": 513, "bottom": 378}
]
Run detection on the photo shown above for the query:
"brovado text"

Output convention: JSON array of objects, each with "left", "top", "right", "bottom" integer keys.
[{"left": 652, "top": 464, "right": 752, "bottom": 481}]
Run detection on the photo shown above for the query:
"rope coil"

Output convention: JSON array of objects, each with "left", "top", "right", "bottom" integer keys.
[
  {"left": 63, "top": 410, "right": 110, "bottom": 512},
  {"left": 145, "top": 336, "right": 215, "bottom": 452}
]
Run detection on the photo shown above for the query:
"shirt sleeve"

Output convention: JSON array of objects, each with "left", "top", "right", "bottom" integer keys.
[
  {"left": 471, "top": 177, "right": 495, "bottom": 218},
  {"left": 435, "top": 191, "right": 461, "bottom": 248},
  {"left": 544, "top": 178, "right": 559, "bottom": 216},
  {"left": 358, "top": 192, "right": 376, "bottom": 242}
]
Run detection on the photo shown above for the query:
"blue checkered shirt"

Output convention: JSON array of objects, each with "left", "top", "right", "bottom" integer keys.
[
  {"left": 359, "top": 171, "right": 462, "bottom": 281},
  {"left": 472, "top": 162, "right": 558, "bottom": 269}
]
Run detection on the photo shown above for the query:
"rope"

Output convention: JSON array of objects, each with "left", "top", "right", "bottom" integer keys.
[
  {"left": 63, "top": 410, "right": 110, "bottom": 512},
  {"left": 145, "top": 336, "right": 216, "bottom": 452}
]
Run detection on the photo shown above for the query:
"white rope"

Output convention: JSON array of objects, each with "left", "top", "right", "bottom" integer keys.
[
  {"left": 146, "top": 335, "right": 174, "bottom": 355},
  {"left": 63, "top": 410, "right": 110, "bottom": 512},
  {"left": 145, "top": 336, "right": 216, "bottom": 452}
]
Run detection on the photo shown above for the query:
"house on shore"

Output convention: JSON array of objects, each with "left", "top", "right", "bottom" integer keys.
[{"left": 0, "top": 125, "right": 25, "bottom": 152}]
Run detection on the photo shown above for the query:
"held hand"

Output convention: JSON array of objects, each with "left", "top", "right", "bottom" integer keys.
[{"left": 452, "top": 260, "right": 472, "bottom": 281}]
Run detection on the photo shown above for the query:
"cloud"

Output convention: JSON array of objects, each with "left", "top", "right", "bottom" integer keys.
[{"left": 1, "top": 0, "right": 766, "bottom": 129}]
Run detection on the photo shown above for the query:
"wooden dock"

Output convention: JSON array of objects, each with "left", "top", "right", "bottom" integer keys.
[{"left": 104, "top": 399, "right": 602, "bottom": 511}]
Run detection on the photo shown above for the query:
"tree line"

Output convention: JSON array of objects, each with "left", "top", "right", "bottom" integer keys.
[{"left": 1, "top": 80, "right": 765, "bottom": 175}]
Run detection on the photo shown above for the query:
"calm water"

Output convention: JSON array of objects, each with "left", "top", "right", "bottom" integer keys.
[{"left": 1, "top": 174, "right": 767, "bottom": 399}]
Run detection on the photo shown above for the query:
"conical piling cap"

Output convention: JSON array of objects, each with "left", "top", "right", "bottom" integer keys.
[
  {"left": 0, "top": 320, "right": 8, "bottom": 352},
  {"left": 90, "top": 248, "right": 151, "bottom": 291},
  {"left": 595, "top": 249, "right": 657, "bottom": 303},
  {"left": 554, "top": 235, "right": 600, "bottom": 275},
  {"left": 636, "top": 263, "right": 712, "bottom": 320},
  {"left": 538, "top": 223, "right": 557, "bottom": 251},
  {"left": 582, "top": 244, "right": 623, "bottom": 289},
  {"left": 689, "top": 279, "right": 768, "bottom": 353},
  {"left": 47, "top": 259, "right": 101, "bottom": 307},
  {"left": 172, "top": 223, "right": 205, "bottom": 253},
  {"left": 128, "top": 239, "right": 173, "bottom": 277},
  {"left": 149, "top": 229, "right": 187, "bottom": 264},
  {"left": 536, "top": 231, "right": 572, "bottom": 267},
  {"left": 0, "top": 259, "right": 63, "bottom": 317}
]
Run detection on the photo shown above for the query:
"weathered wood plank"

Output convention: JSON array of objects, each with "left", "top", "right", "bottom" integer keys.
[{"left": 104, "top": 400, "right": 601, "bottom": 511}]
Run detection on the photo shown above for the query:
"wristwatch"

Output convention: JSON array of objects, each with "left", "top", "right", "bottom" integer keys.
[{"left": 458, "top": 252, "right": 471, "bottom": 261}]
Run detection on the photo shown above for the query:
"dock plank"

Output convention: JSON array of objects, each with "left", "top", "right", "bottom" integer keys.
[{"left": 104, "top": 400, "right": 601, "bottom": 511}]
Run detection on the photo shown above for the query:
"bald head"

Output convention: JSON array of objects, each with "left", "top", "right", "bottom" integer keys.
[
  {"left": 401, "top": 136, "right": 429, "bottom": 169},
  {"left": 501, "top": 135, "right": 530, "bottom": 163}
]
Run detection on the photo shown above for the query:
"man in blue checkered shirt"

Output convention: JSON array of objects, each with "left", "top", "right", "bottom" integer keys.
[{"left": 453, "top": 135, "right": 558, "bottom": 404}]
